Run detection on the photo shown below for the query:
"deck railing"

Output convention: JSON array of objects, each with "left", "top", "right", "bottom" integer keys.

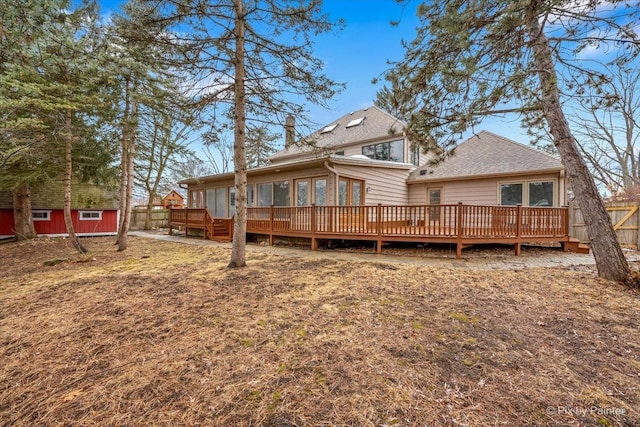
[
  {"left": 244, "top": 203, "right": 569, "bottom": 238},
  {"left": 170, "top": 203, "right": 570, "bottom": 257}
]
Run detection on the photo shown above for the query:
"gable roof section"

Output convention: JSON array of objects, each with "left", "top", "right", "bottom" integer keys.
[
  {"left": 408, "top": 131, "right": 563, "bottom": 182},
  {"left": 269, "top": 105, "right": 405, "bottom": 162}
]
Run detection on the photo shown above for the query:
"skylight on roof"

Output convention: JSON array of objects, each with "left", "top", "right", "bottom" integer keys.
[
  {"left": 346, "top": 117, "right": 365, "bottom": 128},
  {"left": 320, "top": 123, "right": 338, "bottom": 134}
]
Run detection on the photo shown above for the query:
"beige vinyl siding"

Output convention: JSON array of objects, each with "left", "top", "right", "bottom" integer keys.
[
  {"left": 332, "top": 164, "right": 410, "bottom": 205},
  {"left": 409, "top": 184, "right": 427, "bottom": 205},
  {"left": 408, "top": 172, "right": 565, "bottom": 206}
]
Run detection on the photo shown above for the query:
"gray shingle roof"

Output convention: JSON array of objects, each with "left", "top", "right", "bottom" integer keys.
[
  {"left": 408, "top": 131, "right": 563, "bottom": 182},
  {"left": 269, "top": 105, "right": 405, "bottom": 162}
]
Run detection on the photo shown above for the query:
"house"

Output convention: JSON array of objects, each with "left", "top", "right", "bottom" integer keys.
[
  {"left": 180, "top": 106, "right": 565, "bottom": 212},
  {"left": 174, "top": 106, "right": 581, "bottom": 256},
  {"left": 180, "top": 106, "right": 422, "bottom": 213},
  {"left": 162, "top": 190, "right": 184, "bottom": 209},
  {"left": 407, "top": 131, "right": 567, "bottom": 208},
  {"left": 0, "top": 180, "right": 119, "bottom": 239}
]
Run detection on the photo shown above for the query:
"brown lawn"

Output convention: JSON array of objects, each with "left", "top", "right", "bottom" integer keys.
[{"left": 1, "top": 236, "right": 639, "bottom": 426}]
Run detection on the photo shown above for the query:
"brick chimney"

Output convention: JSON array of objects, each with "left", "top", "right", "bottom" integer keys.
[{"left": 285, "top": 114, "right": 295, "bottom": 148}]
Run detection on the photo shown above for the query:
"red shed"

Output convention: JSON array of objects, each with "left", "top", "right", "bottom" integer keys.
[{"left": 0, "top": 181, "right": 119, "bottom": 239}]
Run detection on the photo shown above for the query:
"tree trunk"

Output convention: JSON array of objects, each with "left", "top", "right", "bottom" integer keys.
[
  {"left": 12, "top": 181, "right": 37, "bottom": 240},
  {"left": 118, "top": 83, "right": 137, "bottom": 252},
  {"left": 63, "top": 109, "right": 87, "bottom": 254},
  {"left": 117, "top": 78, "right": 131, "bottom": 246},
  {"left": 145, "top": 192, "right": 155, "bottom": 230},
  {"left": 526, "top": 13, "right": 631, "bottom": 283},
  {"left": 228, "top": 0, "right": 247, "bottom": 268}
]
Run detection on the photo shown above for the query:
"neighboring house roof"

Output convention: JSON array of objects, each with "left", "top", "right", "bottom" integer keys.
[
  {"left": 0, "top": 180, "right": 119, "bottom": 210},
  {"left": 407, "top": 131, "right": 564, "bottom": 182},
  {"left": 179, "top": 154, "right": 414, "bottom": 186},
  {"left": 163, "top": 190, "right": 183, "bottom": 200},
  {"left": 269, "top": 105, "right": 406, "bottom": 162}
]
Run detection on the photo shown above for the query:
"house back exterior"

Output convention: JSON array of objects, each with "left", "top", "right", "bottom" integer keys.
[{"left": 180, "top": 105, "right": 567, "bottom": 214}]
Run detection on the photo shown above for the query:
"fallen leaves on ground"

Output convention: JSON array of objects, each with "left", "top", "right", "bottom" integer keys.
[{"left": 1, "top": 236, "right": 639, "bottom": 426}]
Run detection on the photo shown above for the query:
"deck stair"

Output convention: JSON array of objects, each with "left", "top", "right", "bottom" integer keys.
[{"left": 564, "top": 238, "right": 590, "bottom": 254}]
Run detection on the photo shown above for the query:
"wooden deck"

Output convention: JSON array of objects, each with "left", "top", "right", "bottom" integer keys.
[{"left": 169, "top": 203, "right": 586, "bottom": 258}]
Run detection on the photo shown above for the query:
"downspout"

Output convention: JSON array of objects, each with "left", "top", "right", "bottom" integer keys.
[
  {"left": 559, "top": 170, "right": 565, "bottom": 206},
  {"left": 324, "top": 160, "right": 339, "bottom": 205}
]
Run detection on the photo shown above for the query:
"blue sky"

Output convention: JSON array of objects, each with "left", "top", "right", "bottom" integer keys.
[{"left": 97, "top": 0, "right": 530, "bottom": 144}]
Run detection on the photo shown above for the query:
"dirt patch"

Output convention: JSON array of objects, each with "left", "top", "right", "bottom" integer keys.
[{"left": 1, "top": 236, "right": 639, "bottom": 426}]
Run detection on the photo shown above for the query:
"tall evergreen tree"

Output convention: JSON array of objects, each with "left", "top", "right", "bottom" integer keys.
[
  {"left": 0, "top": 0, "right": 114, "bottom": 248},
  {"left": 149, "top": 0, "right": 344, "bottom": 268},
  {"left": 380, "top": 0, "right": 639, "bottom": 284}
]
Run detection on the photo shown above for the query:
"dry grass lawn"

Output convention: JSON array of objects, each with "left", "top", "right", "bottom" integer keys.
[{"left": 1, "top": 236, "right": 639, "bottom": 426}]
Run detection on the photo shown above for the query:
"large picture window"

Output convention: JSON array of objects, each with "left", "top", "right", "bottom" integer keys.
[
  {"left": 500, "top": 181, "right": 555, "bottom": 206},
  {"left": 362, "top": 139, "right": 404, "bottom": 162}
]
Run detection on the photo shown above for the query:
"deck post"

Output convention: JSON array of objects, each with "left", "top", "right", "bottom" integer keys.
[
  {"left": 515, "top": 204, "right": 522, "bottom": 256},
  {"left": 185, "top": 208, "right": 189, "bottom": 238},
  {"left": 169, "top": 209, "right": 173, "bottom": 236},
  {"left": 456, "top": 202, "right": 463, "bottom": 259},
  {"left": 311, "top": 204, "right": 317, "bottom": 251},
  {"left": 269, "top": 205, "right": 274, "bottom": 246},
  {"left": 376, "top": 204, "right": 382, "bottom": 254},
  {"left": 563, "top": 204, "right": 570, "bottom": 252}
]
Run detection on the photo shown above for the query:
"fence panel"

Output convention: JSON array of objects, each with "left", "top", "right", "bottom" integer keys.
[{"left": 571, "top": 201, "right": 639, "bottom": 247}]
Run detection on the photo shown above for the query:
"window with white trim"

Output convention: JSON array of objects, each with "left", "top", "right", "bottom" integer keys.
[
  {"left": 32, "top": 210, "right": 51, "bottom": 221},
  {"left": 79, "top": 211, "right": 103, "bottom": 220},
  {"left": 499, "top": 180, "right": 555, "bottom": 206}
]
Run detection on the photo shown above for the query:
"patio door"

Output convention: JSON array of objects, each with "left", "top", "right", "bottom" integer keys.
[{"left": 338, "top": 178, "right": 364, "bottom": 232}]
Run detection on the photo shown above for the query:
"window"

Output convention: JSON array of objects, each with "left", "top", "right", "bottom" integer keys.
[
  {"left": 32, "top": 210, "right": 51, "bottom": 221},
  {"left": 296, "top": 180, "right": 309, "bottom": 206},
  {"left": 410, "top": 143, "right": 420, "bottom": 166},
  {"left": 320, "top": 123, "right": 338, "bottom": 134},
  {"left": 79, "top": 211, "right": 102, "bottom": 220},
  {"left": 190, "top": 190, "right": 204, "bottom": 208},
  {"left": 362, "top": 139, "right": 404, "bottom": 162},
  {"left": 335, "top": 150, "right": 345, "bottom": 156},
  {"left": 428, "top": 188, "right": 441, "bottom": 219},
  {"left": 500, "top": 183, "right": 523, "bottom": 206},
  {"left": 205, "top": 188, "right": 229, "bottom": 217},
  {"left": 346, "top": 117, "right": 364, "bottom": 128},
  {"left": 339, "top": 178, "right": 364, "bottom": 206},
  {"left": 215, "top": 188, "right": 226, "bottom": 217},
  {"left": 314, "top": 179, "right": 327, "bottom": 206},
  {"left": 529, "top": 181, "right": 553, "bottom": 206},
  {"left": 499, "top": 181, "right": 555, "bottom": 206},
  {"left": 247, "top": 184, "right": 255, "bottom": 207},
  {"left": 273, "top": 181, "right": 290, "bottom": 206},
  {"left": 228, "top": 187, "right": 236, "bottom": 216},
  {"left": 258, "top": 183, "right": 273, "bottom": 206}
]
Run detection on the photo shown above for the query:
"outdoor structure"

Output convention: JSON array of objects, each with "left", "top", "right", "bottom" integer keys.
[
  {"left": 162, "top": 190, "right": 184, "bottom": 209},
  {"left": 173, "top": 106, "right": 585, "bottom": 256},
  {"left": 0, "top": 181, "right": 119, "bottom": 239}
]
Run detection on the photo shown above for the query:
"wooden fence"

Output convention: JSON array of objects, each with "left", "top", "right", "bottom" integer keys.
[
  {"left": 130, "top": 208, "right": 170, "bottom": 230},
  {"left": 571, "top": 201, "right": 640, "bottom": 248}
]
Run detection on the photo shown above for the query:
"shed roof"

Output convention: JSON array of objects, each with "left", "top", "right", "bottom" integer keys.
[
  {"left": 0, "top": 180, "right": 119, "bottom": 210},
  {"left": 408, "top": 131, "right": 563, "bottom": 182},
  {"left": 269, "top": 105, "right": 406, "bottom": 162}
]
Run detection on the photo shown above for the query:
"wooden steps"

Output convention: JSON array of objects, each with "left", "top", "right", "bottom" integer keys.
[{"left": 564, "top": 239, "right": 590, "bottom": 254}]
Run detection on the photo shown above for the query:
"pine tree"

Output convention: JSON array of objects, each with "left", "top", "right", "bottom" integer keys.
[
  {"left": 150, "top": 0, "right": 344, "bottom": 268},
  {"left": 380, "top": 0, "right": 639, "bottom": 284}
]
